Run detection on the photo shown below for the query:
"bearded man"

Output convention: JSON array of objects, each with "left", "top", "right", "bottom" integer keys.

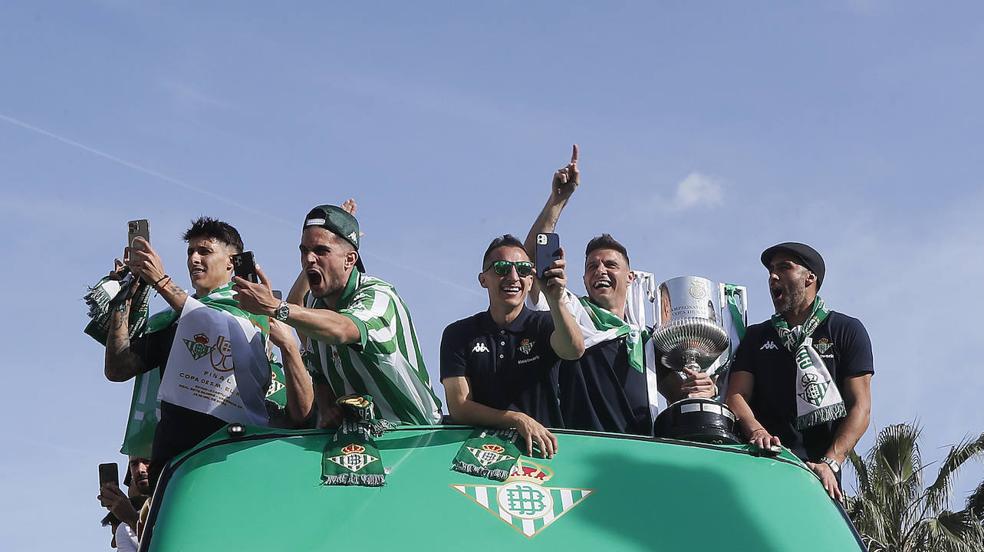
[{"left": 725, "top": 242, "right": 873, "bottom": 501}]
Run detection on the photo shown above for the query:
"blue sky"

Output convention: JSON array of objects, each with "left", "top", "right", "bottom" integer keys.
[{"left": 2, "top": 2, "right": 983, "bottom": 549}]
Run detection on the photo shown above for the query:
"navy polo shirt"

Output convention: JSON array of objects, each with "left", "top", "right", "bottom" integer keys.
[
  {"left": 732, "top": 311, "right": 874, "bottom": 462},
  {"left": 559, "top": 338, "right": 652, "bottom": 435},
  {"left": 440, "top": 307, "right": 562, "bottom": 427}
]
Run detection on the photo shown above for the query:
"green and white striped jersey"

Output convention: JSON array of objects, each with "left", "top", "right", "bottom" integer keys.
[{"left": 303, "top": 269, "right": 443, "bottom": 425}]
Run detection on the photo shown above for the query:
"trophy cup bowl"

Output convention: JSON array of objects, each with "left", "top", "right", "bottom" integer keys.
[{"left": 651, "top": 276, "right": 741, "bottom": 444}]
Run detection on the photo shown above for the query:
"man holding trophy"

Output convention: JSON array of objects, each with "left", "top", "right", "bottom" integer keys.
[
  {"left": 525, "top": 145, "right": 716, "bottom": 436},
  {"left": 725, "top": 243, "right": 873, "bottom": 501}
]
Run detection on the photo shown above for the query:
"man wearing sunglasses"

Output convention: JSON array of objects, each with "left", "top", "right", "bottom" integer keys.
[
  {"left": 524, "top": 145, "right": 717, "bottom": 436},
  {"left": 440, "top": 235, "right": 584, "bottom": 458}
]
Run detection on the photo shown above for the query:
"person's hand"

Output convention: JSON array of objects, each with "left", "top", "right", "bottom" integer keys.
[
  {"left": 98, "top": 482, "right": 138, "bottom": 527},
  {"left": 681, "top": 368, "right": 718, "bottom": 398},
  {"left": 806, "top": 461, "right": 843, "bottom": 502},
  {"left": 340, "top": 198, "right": 357, "bottom": 215},
  {"left": 108, "top": 258, "right": 127, "bottom": 280},
  {"left": 748, "top": 427, "right": 781, "bottom": 453},
  {"left": 540, "top": 250, "right": 568, "bottom": 304},
  {"left": 551, "top": 144, "right": 580, "bottom": 203},
  {"left": 233, "top": 265, "right": 279, "bottom": 317},
  {"left": 317, "top": 405, "right": 344, "bottom": 429},
  {"left": 268, "top": 319, "right": 298, "bottom": 350},
  {"left": 125, "top": 237, "right": 166, "bottom": 285},
  {"left": 511, "top": 412, "right": 558, "bottom": 458}
]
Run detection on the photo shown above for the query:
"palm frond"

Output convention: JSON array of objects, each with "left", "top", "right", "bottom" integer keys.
[
  {"left": 965, "top": 480, "right": 984, "bottom": 521},
  {"left": 849, "top": 449, "right": 871, "bottom": 496},
  {"left": 925, "top": 433, "right": 984, "bottom": 514}
]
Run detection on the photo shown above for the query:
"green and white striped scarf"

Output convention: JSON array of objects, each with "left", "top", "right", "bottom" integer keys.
[
  {"left": 579, "top": 298, "right": 649, "bottom": 373},
  {"left": 770, "top": 296, "right": 847, "bottom": 430}
]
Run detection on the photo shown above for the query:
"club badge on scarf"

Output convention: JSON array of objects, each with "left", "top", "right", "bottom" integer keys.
[
  {"left": 451, "top": 429, "right": 522, "bottom": 481},
  {"left": 771, "top": 296, "right": 847, "bottom": 429},
  {"left": 322, "top": 395, "right": 393, "bottom": 487}
]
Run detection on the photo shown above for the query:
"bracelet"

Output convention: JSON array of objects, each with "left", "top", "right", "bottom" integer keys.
[{"left": 154, "top": 275, "right": 171, "bottom": 290}]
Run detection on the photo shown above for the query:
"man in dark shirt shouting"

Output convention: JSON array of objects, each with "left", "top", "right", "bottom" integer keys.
[
  {"left": 726, "top": 242, "right": 873, "bottom": 501},
  {"left": 440, "top": 235, "right": 584, "bottom": 458}
]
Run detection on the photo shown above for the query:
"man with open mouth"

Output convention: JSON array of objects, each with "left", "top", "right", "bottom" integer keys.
[
  {"left": 234, "top": 203, "right": 443, "bottom": 427},
  {"left": 725, "top": 242, "right": 874, "bottom": 501},
  {"left": 440, "top": 234, "right": 585, "bottom": 458},
  {"left": 523, "top": 145, "right": 716, "bottom": 436}
]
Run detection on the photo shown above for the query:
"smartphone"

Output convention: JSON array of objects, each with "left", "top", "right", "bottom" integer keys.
[
  {"left": 125, "top": 219, "right": 150, "bottom": 261},
  {"left": 98, "top": 462, "right": 119, "bottom": 488},
  {"left": 232, "top": 251, "right": 258, "bottom": 283},
  {"left": 272, "top": 289, "right": 283, "bottom": 300},
  {"left": 535, "top": 232, "right": 562, "bottom": 280}
]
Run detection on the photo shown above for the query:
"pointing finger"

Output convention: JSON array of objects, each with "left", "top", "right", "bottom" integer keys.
[
  {"left": 571, "top": 143, "right": 578, "bottom": 164},
  {"left": 255, "top": 264, "right": 271, "bottom": 288}
]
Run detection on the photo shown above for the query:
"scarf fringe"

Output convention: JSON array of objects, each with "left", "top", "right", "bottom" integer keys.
[
  {"left": 322, "top": 473, "right": 385, "bottom": 487},
  {"left": 451, "top": 460, "right": 509, "bottom": 482},
  {"left": 794, "top": 402, "right": 848, "bottom": 430}
]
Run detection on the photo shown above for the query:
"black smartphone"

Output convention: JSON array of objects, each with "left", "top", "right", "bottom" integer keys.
[
  {"left": 125, "top": 219, "right": 150, "bottom": 261},
  {"left": 232, "top": 251, "right": 258, "bottom": 283},
  {"left": 272, "top": 289, "right": 283, "bottom": 300},
  {"left": 535, "top": 232, "right": 562, "bottom": 280},
  {"left": 98, "top": 462, "right": 119, "bottom": 488}
]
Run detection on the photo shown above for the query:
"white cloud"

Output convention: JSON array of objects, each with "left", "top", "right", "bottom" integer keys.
[{"left": 652, "top": 171, "right": 725, "bottom": 212}]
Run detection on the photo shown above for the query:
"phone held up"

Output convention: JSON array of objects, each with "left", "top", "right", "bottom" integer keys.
[
  {"left": 232, "top": 251, "right": 259, "bottom": 284},
  {"left": 535, "top": 232, "right": 561, "bottom": 280},
  {"left": 98, "top": 462, "right": 119, "bottom": 489},
  {"left": 125, "top": 219, "right": 150, "bottom": 262}
]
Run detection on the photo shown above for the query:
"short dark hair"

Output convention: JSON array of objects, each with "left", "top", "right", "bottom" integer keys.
[
  {"left": 182, "top": 217, "right": 244, "bottom": 253},
  {"left": 482, "top": 234, "right": 527, "bottom": 268},
  {"left": 585, "top": 233, "right": 630, "bottom": 266}
]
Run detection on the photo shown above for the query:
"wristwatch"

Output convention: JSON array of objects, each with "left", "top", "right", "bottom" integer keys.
[
  {"left": 820, "top": 456, "right": 841, "bottom": 474},
  {"left": 274, "top": 301, "right": 290, "bottom": 322}
]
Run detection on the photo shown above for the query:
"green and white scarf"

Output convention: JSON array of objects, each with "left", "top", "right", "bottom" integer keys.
[
  {"left": 83, "top": 279, "right": 272, "bottom": 456},
  {"left": 579, "top": 298, "right": 649, "bottom": 373},
  {"left": 451, "top": 429, "right": 521, "bottom": 481},
  {"left": 322, "top": 395, "right": 392, "bottom": 487},
  {"left": 770, "top": 297, "right": 847, "bottom": 430}
]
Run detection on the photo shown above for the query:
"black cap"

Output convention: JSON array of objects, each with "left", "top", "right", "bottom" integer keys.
[
  {"left": 760, "top": 242, "right": 825, "bottom": 290},
  {"left": 303, "top": 205, "right": 365, "bottom": 272}
]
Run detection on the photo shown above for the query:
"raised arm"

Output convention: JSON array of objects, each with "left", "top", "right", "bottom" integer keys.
[
  {"left": 539, "top": 250, "right": 585, "bottom": 360},
  {"left": 234, "top": 266, "right": 362, "bottom": 346},
  {"left": 105, "top": 285, "right": 153, "bottom": 382},
  {"left": 126, "top": 237, "right": 189, "bottom": 313},
  {"left": 524, "top": 144, "right": 579, "bottom": 302}
]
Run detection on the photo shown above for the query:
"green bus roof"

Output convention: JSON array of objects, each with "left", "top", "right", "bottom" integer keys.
[{"left": 142, "top": 425, "right": 863, "bottom": 551}]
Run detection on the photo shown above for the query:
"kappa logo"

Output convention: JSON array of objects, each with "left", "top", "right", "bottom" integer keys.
[
  {"left": 518, "top": 339, "right": 534, "bottom": 355},
  {"left": 326, "top": 443, "right": 379, "bottom": 473},
  {"left": 760, "top": 340, "right": 779, "bottom": 351},
  {"left": 452, "top": 459, "right": 592, "bottom": 538},
  {"left": 472, "top": 342, "right": 490, "bottom": 354}
]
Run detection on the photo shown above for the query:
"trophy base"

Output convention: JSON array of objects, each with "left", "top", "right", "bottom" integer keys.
[{"left": 653, "top": 398, "right": 741, "bottom": 445}]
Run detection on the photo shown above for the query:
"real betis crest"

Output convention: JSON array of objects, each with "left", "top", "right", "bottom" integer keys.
[
  {"left": 814, "top": 337, "right": 833, "bottom": 355},
  {"left": 326, "top": 443, "right": 379, "bottom": 473},
  {"left": 798, "top": 373, "right": 831, "bottom": 407},
  {"left": 452, "top": 459, "right": 592, "bottom": 538},
  {"left": 183, "top": 333, "right": 213, "bottom": 360},
  {"left": 518, "top": 339, "right": 534, "bottom": 355},
  {"left": 467, "top": 443, "right": 515, "bottom": 467}
]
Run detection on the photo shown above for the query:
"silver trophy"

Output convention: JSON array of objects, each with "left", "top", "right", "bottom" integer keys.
[
  {"left": 652, "top": 276, "right": 731, "bottom": 373},
  {"left": 652, "top": 276, "right": 739, "bottom": 444}
]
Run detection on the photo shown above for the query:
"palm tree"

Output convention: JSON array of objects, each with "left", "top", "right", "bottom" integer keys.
[{"left": 845, "top": 423, "right": 984, "bottom": 552}]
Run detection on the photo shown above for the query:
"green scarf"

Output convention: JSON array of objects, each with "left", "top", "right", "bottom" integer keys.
[
  {"left": 83, "top": 272, "right": 151, "bottom": 345},
  {"left": 322, "top": 395, "right": 392, "bottom": 487},
  {"left": 580, "top": 298, "right": 649, "bottom": 373},
  {"left": 451, "top": 429, "right": 521, "bottom": 481},
  {"left": 770, "top": 296, "right": 847, "bottom": 430}
]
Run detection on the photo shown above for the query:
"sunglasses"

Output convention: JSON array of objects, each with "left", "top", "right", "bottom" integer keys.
[{"left": 485, "top": 260, "right": 535, "bottom": 277}]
